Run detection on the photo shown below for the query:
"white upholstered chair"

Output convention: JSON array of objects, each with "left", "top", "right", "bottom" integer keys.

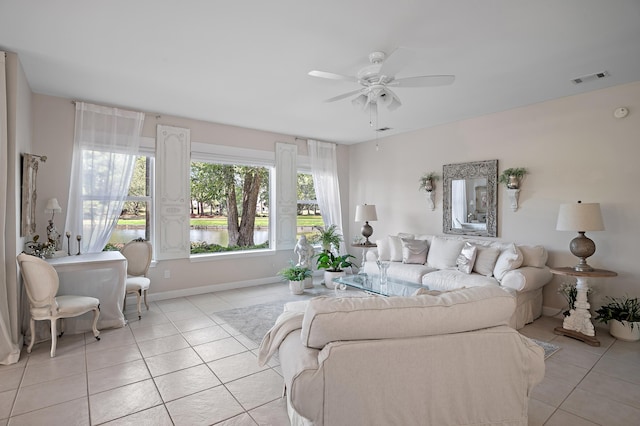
[
  {"left": 121, "top": 238, "right": 152, "bottom": 319},
  {"left": 17, "top": 253, "right": 101, "bottom": 357}
]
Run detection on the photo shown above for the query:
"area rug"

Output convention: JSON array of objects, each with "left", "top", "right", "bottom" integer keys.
[
  {"left": 215, "top": 298, "right": 302, "bottom": 344},
  {"left": 530, "top": 338, "right": 560, "bottom": 360}
]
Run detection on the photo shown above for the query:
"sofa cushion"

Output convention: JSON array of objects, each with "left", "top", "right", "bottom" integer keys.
[
  {"left": 456, "top": 242, "right": 477, "bottom": 274},
  {"left": 300, "top": 286, "right": 516, "bottom": 349},
  {"left": 388, "top": 236, "right": 403, "bottom": 262},
  {"left": 493, "top": 243, "right": 524, "bottom": 280},
  {"left": 472, "top": 246, "right": 501, "bottom": 277},
  {"left": 376, "top": 238, "right": 390, "bottom": 261},
  {"left": 401, "top": 238, "right": 429, "bottom": 264},
  {"left": 518, "top": 245, "right": 548, "bottom": 268},
  {"left": 426, "top": 237, "right": 464, "bottom": 269},
  {"left": 387, "top": 262, "right": 436, "bottom": 283},
  {"left": 422, "top": 269, "right": 499, "bottom": 290}
]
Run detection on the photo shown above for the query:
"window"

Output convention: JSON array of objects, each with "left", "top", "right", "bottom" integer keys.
[
  {"left": 189, "top": 160, "right": 271, "bottom": 254},
  {"left": 297, "top": 172, "right": 324, "bottom": 242},
  {"left": 107, "top": 156, "right": 154, "bottom": 250}
]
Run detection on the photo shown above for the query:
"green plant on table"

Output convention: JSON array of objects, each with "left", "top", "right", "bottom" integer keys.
[
  {"left": 315, "top": 252, "right": 356, "bottom": 272},
  {"left": 594, "top": 296, "right": 640, "bottom": 330}
]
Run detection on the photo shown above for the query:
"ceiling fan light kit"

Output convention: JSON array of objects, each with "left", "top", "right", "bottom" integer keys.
[{"left": 308, "top": 47, "right": 455, "bottom": 114}]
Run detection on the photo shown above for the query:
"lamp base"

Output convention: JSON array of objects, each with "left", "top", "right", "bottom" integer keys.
[
  {"left": 361, "top": 222, "right": 373, "bottom": 245},
  {"left": 569, "top": 232, "right": 596, "bottom": 272}
]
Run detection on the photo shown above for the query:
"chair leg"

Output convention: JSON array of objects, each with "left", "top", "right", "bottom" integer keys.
[
  {"left": 143, "top": 289, "right": 149, "bottom": 311},
  {"left": 27, "top": 317, "right": 35, "bottom": 354},
  {"left": 136, "top": 289, "right": 142, "bottom": 320},
  {"left": 123, "top": 292, "right": 127, "bottom": 312},
  {"left": 50, "top": 319, "right": 58, "bottom": 357},
  {"left": 91, "top": 305, "right": 101, "bottom": 341},
  {"left": 58, "top": 318, "right": 64, "bottom": 338}
]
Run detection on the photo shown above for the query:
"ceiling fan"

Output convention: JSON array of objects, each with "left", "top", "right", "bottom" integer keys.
[{"left": 308, "top": 48, "right": 455, "bottom": 113}]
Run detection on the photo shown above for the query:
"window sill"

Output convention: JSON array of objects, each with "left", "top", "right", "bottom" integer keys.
[{"left": 190, "top": 248, "right": 276, "bottom": 262}]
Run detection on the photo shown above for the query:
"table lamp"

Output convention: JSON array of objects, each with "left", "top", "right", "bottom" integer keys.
[
  {"left": 45, "top": 198, "right": 63, "bottom": 250},
  {"left": 355, "top": 204, "right": 377, "bottom": 245},
  {"left": 556, "top": 201, "right": 604, "bottom": 272}
]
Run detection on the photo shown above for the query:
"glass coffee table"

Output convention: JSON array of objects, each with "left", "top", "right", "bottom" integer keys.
[{"left": 332, "top": 274, "right": 425, "bottom": 297}]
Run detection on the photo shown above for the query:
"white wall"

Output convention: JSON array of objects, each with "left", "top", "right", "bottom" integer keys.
[
  {"left": 347, "top": 81, "right": 640, "bottom": 311},
  {"left": 31, "top": 94, "right": 351, "bottom": 298}
]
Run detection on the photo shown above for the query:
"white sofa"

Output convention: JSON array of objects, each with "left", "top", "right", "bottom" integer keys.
[
  {"left": 260, "top": 286, "right": 545, "bottom": 426},
  {"left": 362, "top": 234, "right": 553, "bottom": 329}
]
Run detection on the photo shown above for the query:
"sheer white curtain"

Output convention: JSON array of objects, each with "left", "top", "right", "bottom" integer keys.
[
  {"left": 452, "top": 180, "right": 467, "bottom": 228},
  {"left": 1, "top": 52, "right": 21, "bottom": 365},
  {"left": 64, "top": 102, "right": 144, "bottom": 253},
  {"left": 308, "top": 139, "right": 345, "bottom": 252}
]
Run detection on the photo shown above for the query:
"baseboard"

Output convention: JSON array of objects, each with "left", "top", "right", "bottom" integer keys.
[
  {"left": 542, "top": 305, "right": 565, "bottom": 318},
  {"left": 141, "top": 276, "right": 282, "bottom": 303}
]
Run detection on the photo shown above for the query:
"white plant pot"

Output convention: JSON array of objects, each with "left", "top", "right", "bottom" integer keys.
[
  {"left": 289, "top": 280, "right": 305, "bottom": 295},
  {"left": 323, "top": 271, "right": 346, "bottom": 289},
  {"left": 303, "top": 277, "right": 313, "bottom": 289},
  {"left": 609, "top": 320, "right": 640, "bottom": 342}
]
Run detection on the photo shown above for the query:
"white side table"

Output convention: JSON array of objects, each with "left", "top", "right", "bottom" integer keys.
[
  {"left": 351, "top": 243, "right": 377, "bottom": 271},
  {"left": 551, "top": 267, "right": 617, "bottom": 347}
]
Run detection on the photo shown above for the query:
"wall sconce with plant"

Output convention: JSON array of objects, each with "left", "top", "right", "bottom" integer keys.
[
  {"left": 419, "top": 172, "right": 440, "bottom": 211},
  {"left": 498, "top": 168, "right": 527, "bottom": 211}
]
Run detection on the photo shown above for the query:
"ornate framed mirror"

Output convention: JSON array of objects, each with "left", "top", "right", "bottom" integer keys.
[{"left": 443, "top": 160, "right": 498, "bottom": 237}]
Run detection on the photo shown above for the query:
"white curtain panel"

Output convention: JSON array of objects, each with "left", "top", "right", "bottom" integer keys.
[
  {"left": 0, "top": 52, "right": 21, "bottom": 365},
  {"left": 308, "top": 139, "right": 345, "bottom": 253},
  {"left": 64, "top": 102, "right": 144, "bottom": 253}
]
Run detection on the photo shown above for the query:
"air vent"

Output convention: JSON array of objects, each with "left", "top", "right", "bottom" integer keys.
[
  {"left": 375, "top": 127, "right": 391, "bottom": 132},
  {"left": 571, "top": 71, "right": 610, "bottom": 85}
]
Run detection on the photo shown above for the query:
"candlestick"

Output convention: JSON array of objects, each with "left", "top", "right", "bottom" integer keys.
[
  {"left": 66, "top": 232, "right": 71, "bottom": 256},
  {"left": 76, "top": 235, "right": 82, "bottom": 255}
]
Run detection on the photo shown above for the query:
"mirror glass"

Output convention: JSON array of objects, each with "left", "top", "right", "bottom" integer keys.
[{"left": 443, "top": 160, "right": 498, "bottom": 237}]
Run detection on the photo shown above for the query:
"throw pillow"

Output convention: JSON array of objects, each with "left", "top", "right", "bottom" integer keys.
[
  {"left": 518, "top": 245, "right": 548, "bottom": 268},
  {"left": 388, "top": 235, "right": 403, "bottom": 262},
  {"left": 401, "top": 238, "right": 429, "bottom": 264},
  {"left": 456, "top": 242, "right": 477, "bottom": 274},
  {"left": 426, "top": 237, "right": 465, "bottom": 269},
  {"left": 493, "top": 243, "right": 524, "bottom": 280},
  {"left": 473, "top": 246, "right": 501, "bottom": 277},
  {"left": 376, "top": 238, "right": 390, "bottom": 261}
]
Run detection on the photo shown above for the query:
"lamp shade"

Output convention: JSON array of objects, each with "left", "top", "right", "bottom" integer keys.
[
  {"left": 44, "top": 198, "right": 62, "bottom": 213},
  {"left": 355, "top": 204, "right": 377, "bottom": 222},
  {"left": 556, "top": 202, "right": 604, "bottom": 232}
]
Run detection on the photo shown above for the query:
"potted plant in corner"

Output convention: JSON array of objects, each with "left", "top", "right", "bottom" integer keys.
[
  {"left": 315, "top": 252, "right": 356, "bottom": 289},
  {"left": 314, "top": 224, "right": 343, "bottom": 253},
  {"left": 278, "top": 261, "right": 312, "bottom": 295},
  {"left": 419, "top": 172, "right": 440, "bottom": 192},
  {"left": 594, "top": 296, "right": 640, "bottom": 341},
  {"left": 498, "top": 168, "right": 527, "bottom": 189}
]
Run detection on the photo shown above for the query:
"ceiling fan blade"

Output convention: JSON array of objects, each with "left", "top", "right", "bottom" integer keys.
[
  {"left": 378, "top": 47, "right": 415, "bottom": 77},
  {"left": 308, "top": 70, "right": 357, "bottom": 82},
  {"left": 324, "top": 88, "right": 365, "bottom": 103},
  {"left": 390, "top": 75, "right": 455, "bottom": 88}
]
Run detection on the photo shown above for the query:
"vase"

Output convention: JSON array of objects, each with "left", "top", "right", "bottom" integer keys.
[
  {"left": 377, "top": 261, "right": 390, "bottom": 285},
  {"left": 289, "top": 280, "right": 304, "bottom": 295},
  {"left": 507, "top": 175, "right": 519, "bottom": 189},
  {"left": 609, "top": 319, "right": 640, "bottom": 341},
  {"left": 424, "top": 179, "right": 433, "bottom": 191}
]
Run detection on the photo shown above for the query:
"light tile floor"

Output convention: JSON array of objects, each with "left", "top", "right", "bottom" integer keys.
[{"left": 1, "top": 283, "right": 639, "bottom": 425}]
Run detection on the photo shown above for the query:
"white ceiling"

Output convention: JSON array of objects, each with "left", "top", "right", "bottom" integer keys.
[{"left": 1, "top": 1, "right": 639, "bottom": 144}]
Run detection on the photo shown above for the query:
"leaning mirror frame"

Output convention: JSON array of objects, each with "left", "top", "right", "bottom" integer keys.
[{"left": 442, "top": 159, "right": 498, "bottom": 237}]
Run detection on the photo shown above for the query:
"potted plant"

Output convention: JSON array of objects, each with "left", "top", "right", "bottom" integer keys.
[
  {"left": 594, "top": 296, "right": 640, "bottom": 341},
  {"left": 314, "top": 224, "right": 343, "bottom": 253},
  {"left": 419, "top": 172, "right": 440, "bottom": 192},
  {"left": 278, "top": 262, "right": 312, "bottom": 295},
  {"left": 315, "top": 252, "right": 356, "bottom": 289},
  {"left": 498, "top": 168, "right": 527, "bottom": 189}
]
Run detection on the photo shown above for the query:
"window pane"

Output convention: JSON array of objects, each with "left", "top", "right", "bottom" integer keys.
[
  {"left": 296, "top": 172, "right": 324, "bottom": 243},
  {"left": 190, "top": 161, "right": 270, "bottom": 254},
  {"left": 107, "top": 156, "right": 152, "bottom": 250}
]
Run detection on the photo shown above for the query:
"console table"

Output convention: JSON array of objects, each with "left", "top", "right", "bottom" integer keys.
[
  {"left": 351, "top": 242, "right": 377, "bottom": 270},
  {"left": 551, "top": 267, "right": 617, "bottom": 346},
  {"left": 46, "top": 251, "right": 127, "bottom": 333}
]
